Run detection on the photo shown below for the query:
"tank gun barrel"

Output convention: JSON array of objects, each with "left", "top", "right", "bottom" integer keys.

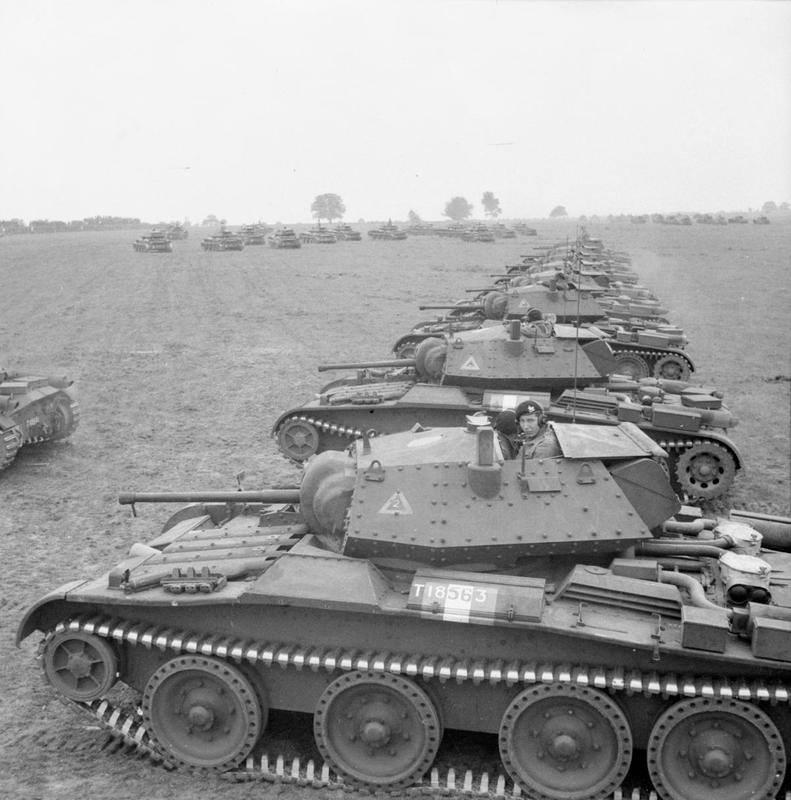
[
  {"left": 118, "top": 490, "right": 301, "bottom": 505},
  {"left": 418, "top": 304, "right": 484, "bottom": 311},
  {"left": 318, "top": 359, "right": 417, "bottom": 372}
]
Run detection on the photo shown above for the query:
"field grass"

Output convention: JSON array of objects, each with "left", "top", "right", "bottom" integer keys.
[{"left": 0, "top": 218, "right": 789, "bottom": 798}]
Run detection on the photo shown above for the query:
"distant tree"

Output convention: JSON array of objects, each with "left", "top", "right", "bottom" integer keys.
[
  {"left": 761, "top": 200, "right": 777, "bottom": 215},
  {"left": 444, "top": 196, "right": 474, "bottom": 222},
  {"left": 780, "top": 202, "right": 790, "bottom": 212},
  {"left": 408, "top": 209, "right": 422, "bottom": 224},
  {"left": 311, "top": 193, "right": 346, "bottom": 224},
  {"left": 481, "top": 191, "right": 501, "bottom": 219},
  {"left": 549, "top": 205, "right": 568, "bottom": 218}
]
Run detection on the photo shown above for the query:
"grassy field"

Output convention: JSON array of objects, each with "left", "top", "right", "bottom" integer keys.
[{"left": 1, "top": 218, "right": 789, "bottom": 799}]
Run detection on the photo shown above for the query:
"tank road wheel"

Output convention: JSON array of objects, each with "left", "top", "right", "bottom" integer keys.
[
  {"left": 498, "top": 684, "right": 632, "bottom": 800},
  {"left": 142, "top": 655, "right": 264, "bottom": 770},
  {"left": 613, "top": 351, "right": 650, "bottom": 380},
  {"left": 277, "top": 418, "right": 320, "bottom": 462},
  {"left": 653, "top": 354, "right": 691, "bottom": 381},
  {"left": 646, "top": 697, "right": 786, "bottom": 800},
  {"left": 42, "top": 630, "right": 118, "bottom": 701},
  {"left": 313, "top": 671, "right": 442, "bottom": 789},
  {"left": 674, "top": 441, "right": 737, "bottom": 500}
]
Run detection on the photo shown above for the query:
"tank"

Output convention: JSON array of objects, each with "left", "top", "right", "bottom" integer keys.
[
  {"left": 272, "top": 319, "right": 618, "bottom": 461},
  {"left": 301, "top": 227, "right": 338, "bottom": 244},
  {"left": 333, "top": 224, "right": 362, "bottom": 241},
  {"left": 513, "top": 222, "right": 538, "bottom": 235},
  {"left": 16, "top": 422, "right": 791, "bottom": 800},
  {"left": 240, "top": 224, "right": 269, "bottom": 245},
  {"left": 0, "top": 368, "right": 80, "bottom": 471},
  {"left": 201, "top": 228, "right": 245, "bottom": 251},
  {"left": 133, "top": 230, "right": 173, "bottom": 252},
  {"left": 272, "top": 355, "right": 741, "bottom": 501},
  {"left": 267, "top": 227, "right": 302, "bottom": 248},
  {"left": 368, "top": 220, "right": 408, "bottom": 240},
  {"left": 164, "top": 223, "right": 189, "bottom": 240},
  {"left": 462, "top": 224, "right": 496, "bottom": 242},
  {"left": 396, "top": 285, "right": 694, "bottom": 380}
]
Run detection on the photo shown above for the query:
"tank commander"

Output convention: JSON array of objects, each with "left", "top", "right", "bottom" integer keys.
[{"left": 494, "top": 400, "right": 561, "bottom": 460}]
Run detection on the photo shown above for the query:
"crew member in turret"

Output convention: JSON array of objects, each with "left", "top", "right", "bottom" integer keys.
[{"left": 496, "top": 400, "right": 561, "bottom": 460}]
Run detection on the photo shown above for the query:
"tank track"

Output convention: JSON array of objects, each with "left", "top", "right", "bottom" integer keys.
[
  {"left": 1, "top": 425, "right": 22, "bottom": 470},
  {"left": 39, "top": 613, "right": 791, "bottom": 799},
  {"left": 612, "top": 347, "right": 689, "bottom": 361},
  {"left": 277, "top": 414, "right": 366, "bottom": 441},
  {"left": 48, "top": 613, "right": 791, "bottom": 706}
]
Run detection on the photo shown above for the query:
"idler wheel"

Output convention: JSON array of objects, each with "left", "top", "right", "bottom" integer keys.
[
  {"left": 646, "top": 697, "right": 785, "bottom": 800},
  {"left": 674, "top": 441, "right": 737, "bottom": 500},
  {"left": 613, "top": 351, "right": 650, "bottom": 380},
  {"left": 498, "top": 683, "right": 632, "bottom": 800},
  {"left": 277, "top": 418, "right": 320, "bottom": 462},
  {"left": 42, "top": 630, "right": 118, "bottom": 701},
  {"left": 142, "top": 655, "right": 264, "bottom": 770},
  {"left": 313, "top": 671, "right": 441, "bottom": 789},
  {"left": 653, "top": 353, "right": 691, "bottom": 381}
]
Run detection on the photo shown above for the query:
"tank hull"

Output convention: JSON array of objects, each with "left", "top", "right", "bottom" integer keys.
[
  {"left": 0, "top": 372, "right": 80, "bottom": 471},
  {"left": 20, "top": 535, "right": 791, "bottom": 786}
]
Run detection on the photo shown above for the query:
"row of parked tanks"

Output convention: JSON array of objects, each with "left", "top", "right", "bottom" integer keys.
[
  {"left": 16, "top": 233, "right": 791, "bottom": 800},
  {"left": 199, "top": 225, "right": 365, "bottom": 251},
  {"left": 272, "top": 236, "right": 741, "bottom": 503}
]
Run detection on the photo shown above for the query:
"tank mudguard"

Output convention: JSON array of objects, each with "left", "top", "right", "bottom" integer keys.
[
  {"left": 16, "top": 580, "right": 89, "bottom": 645},
  {"left": 661, "top": 428, "right": 743, "bottom": 470}
]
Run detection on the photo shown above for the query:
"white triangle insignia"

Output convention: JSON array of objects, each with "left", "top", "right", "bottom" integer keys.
[
  {"left": 378, "top": 491, "right": 414, "bottom": 515},
  {"left": 518, "top": 298, "right": 531, "bottom": 307},
  {"left": 460, "top": 356, "right": 480, "bottom": 371}
]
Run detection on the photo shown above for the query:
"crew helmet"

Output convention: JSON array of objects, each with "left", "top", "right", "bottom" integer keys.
[{"left": 514, "top": 400, "right": 544, "bottom": 425}]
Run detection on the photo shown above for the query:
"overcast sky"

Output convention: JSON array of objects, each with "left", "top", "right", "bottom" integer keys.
[{"left": 2, "top": 0, "right": 789, "bottom": 224}]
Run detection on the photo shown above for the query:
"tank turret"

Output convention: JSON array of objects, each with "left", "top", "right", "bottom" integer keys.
[{"left": 16, "top": 422, "right": 791, "bottom": 799}]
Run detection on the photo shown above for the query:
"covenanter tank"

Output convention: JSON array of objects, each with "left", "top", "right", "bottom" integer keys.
[
  {"left": 272, "top": 319, "right": 617, "bottom": 462},
  {"left": 399, "top": 284, "right": 694, "bottom": 380},
  {"left": 17, "top": 421, "right": 791, "bottom": 800},
  {"left": 0, "top": 367, "right": 80, "bottom": 471}
]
